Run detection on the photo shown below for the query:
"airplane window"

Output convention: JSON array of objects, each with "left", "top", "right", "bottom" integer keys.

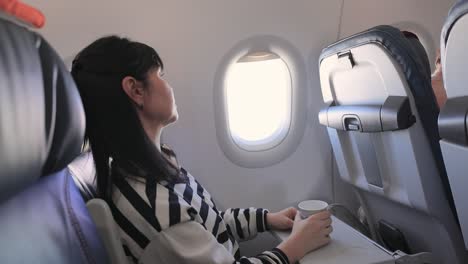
[
  {"left": 214, "top": 36, "right": 306, "bottom": 168},
  {"left": 225, "top": 52, "right": 291, "bottom": 151}
]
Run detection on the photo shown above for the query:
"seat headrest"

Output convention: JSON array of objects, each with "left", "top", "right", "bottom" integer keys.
[
  {"left": 320, "top": 25, "right": 431, "bottom": 83},
  {"left": 441, "top": 0, "right": 468, "bottom": 50},
  {"left": 39, "top": 34, "right": 86, "bottom": 176},
  {"left": 0, "top": 17, "right": 85, "bottom": 201}
]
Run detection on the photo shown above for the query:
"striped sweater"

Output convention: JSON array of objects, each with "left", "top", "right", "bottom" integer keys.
[{"left": 108, "top": 164, "right": 289, "bottom": 264}]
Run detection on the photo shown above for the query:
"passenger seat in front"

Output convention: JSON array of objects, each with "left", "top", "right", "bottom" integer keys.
[
  {"left": 0, "top": 12, "right": 110, "bottom": 264},
  {"left": 439, "top": 0, "right": 468, "bottom": 252},
  {"left": 318, "top": 25, "right": 467, "bottom": 263}
]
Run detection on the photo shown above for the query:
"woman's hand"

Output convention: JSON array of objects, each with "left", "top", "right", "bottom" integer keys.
[
  {"left": 266, "top": 207, "right": 297, "bottom": 231},
  {"left": 277, "top": 211, "right": 333, "bottom": 263}
]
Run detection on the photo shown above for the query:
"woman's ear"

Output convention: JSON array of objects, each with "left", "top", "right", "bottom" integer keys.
[{"left": 122, "top": 76, "right": 144, "bottom": 108}]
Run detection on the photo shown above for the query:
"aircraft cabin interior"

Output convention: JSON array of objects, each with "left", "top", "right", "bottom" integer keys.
[{"left": 1, "top": 0, "right": 468, "bottom": 263}]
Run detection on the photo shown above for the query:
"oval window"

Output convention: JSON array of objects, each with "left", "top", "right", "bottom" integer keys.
[{"left": 225, "top": 52, "right": 292, "bottom": 151}]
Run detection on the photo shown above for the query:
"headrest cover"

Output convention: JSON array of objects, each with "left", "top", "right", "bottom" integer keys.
[
  {"left": 0, "top": 0, "right": 45, "bottom": 28},
  {"left": 441, "top": 0, "right": 468, "bottom": 49},
  {"left": 320, "top": 25, "right": 431, "bottom": 79},
  {"left": 319, "top": 25, "right": 435, "bottom": 88},
  {"left": 0, "top": 17, "right": 85, "bottom": 201},
  {"left": 39, "top": 35, "right": 86, "bottom": 176},
  {"left": 0, "top": 17, "right": 46, "bottom": 200}
]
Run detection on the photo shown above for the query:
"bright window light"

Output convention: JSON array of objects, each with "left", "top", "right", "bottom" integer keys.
[{"left": 225, "top": 53, "right": 292, "bottom": 150}]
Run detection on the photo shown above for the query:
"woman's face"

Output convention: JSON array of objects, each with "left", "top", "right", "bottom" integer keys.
[{"left": 140, "top": 67, "right": 178, "bottom": 126}]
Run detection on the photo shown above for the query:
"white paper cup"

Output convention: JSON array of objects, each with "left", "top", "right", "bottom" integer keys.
[{"left": 298, "top": 200, "right": 329, "bottom": 218}]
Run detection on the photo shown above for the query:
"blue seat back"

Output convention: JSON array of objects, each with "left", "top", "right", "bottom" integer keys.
[{"left": 0, "top": 13, "right": 110, "bottom": 264}]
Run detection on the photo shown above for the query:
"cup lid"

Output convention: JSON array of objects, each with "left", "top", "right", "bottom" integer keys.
[{"left": 298, "top": 200, "right": 328, "bottom": 211}]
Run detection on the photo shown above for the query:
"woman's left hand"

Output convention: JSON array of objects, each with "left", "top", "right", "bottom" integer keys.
[{"left": 267, "top": 207, "right": 297, "bottom": 231}]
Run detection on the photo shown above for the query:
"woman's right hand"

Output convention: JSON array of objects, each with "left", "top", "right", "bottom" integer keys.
[{"left": 277, "top": 210, "right": 333, "bottom": 263}]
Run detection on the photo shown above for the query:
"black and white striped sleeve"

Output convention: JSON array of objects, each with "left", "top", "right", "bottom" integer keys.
[
  {"left": 221, "top": 208, "right": 269, "bottom": 242},
  {"left": 139, "top": 221, "right": 289, "bottom": 264}
]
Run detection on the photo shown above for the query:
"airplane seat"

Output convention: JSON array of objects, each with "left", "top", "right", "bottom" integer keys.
[
  {"left": 0, "top": 12, "right": 110, "bottom": 263},
  {"left": 318, "top": 25, "right": 467, "bottom": 263},
  {"left": 68, "top": 152, "right": 130, "bottom": 263},
  {"left": 439, "top": 0, "right": 468, "bottom": 251},
  {"left": 69, "top": 151, "right": 98, "bottom": 201},
  {"left": 441, "top": 0, "right": 468, "bottom": 60}
]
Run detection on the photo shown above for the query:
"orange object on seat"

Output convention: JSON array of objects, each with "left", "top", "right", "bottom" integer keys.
[{"left": 0, "top": 0, "right": 45, "bottom": 28}]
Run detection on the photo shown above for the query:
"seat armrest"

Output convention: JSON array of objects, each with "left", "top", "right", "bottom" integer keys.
[{"left": 87, "top": 199, "right": 129, "bottom": 264}]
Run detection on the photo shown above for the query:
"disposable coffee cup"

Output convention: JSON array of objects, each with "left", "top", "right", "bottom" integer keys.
[{"left": 298, "top": 200, "right": 329, "bottom": 219}]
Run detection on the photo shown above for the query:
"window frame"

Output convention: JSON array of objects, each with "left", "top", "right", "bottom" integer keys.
[
  {"left": 225, "top": 54, "right": 293, "bottom": 152},
  {"left": 213, "top": 35, "right": 308, "bottom": 168}
]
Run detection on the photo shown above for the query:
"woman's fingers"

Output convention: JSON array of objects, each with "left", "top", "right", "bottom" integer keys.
[
  {"left": 286, "top": 207, "right": 298, "bottom": 218},
  {"left": 312, "top": 210, "right": 331, "bottom": 220},
  {"left": 294, "top": 211, "right": 302, "bottom": 223},
  {"left": 323, "top": 225, "right": 333, "bottom": 235},
  {"left": 321, "top": 217, "right": 332, "bottom": 227}
]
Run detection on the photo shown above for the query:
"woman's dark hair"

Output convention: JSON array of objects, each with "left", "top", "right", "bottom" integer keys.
[{"left": 71, "top": 36, "right": 179, "bottom": 201}]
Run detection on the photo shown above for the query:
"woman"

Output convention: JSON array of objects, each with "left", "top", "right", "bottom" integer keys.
[{"left": 71, "top": 36, "right": 332, "bottom": 264}]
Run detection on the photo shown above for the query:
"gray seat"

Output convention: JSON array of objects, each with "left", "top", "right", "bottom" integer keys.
[
  {"left": 318, "top": 25, "right": 467, "bottom": 263},
  {"left": 0, "top": 12, "right": 110, "bottom": 263},
  {"left": 439, "top": 0, "right": 468, "bottom": 251}
]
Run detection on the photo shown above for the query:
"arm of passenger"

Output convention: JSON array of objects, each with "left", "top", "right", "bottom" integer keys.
[
  {"left": 221, "top": 208, "right": 269, "bottom": 242},
  {"left": 139, "top": 221, "right": 287, "bottom": 264}
]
